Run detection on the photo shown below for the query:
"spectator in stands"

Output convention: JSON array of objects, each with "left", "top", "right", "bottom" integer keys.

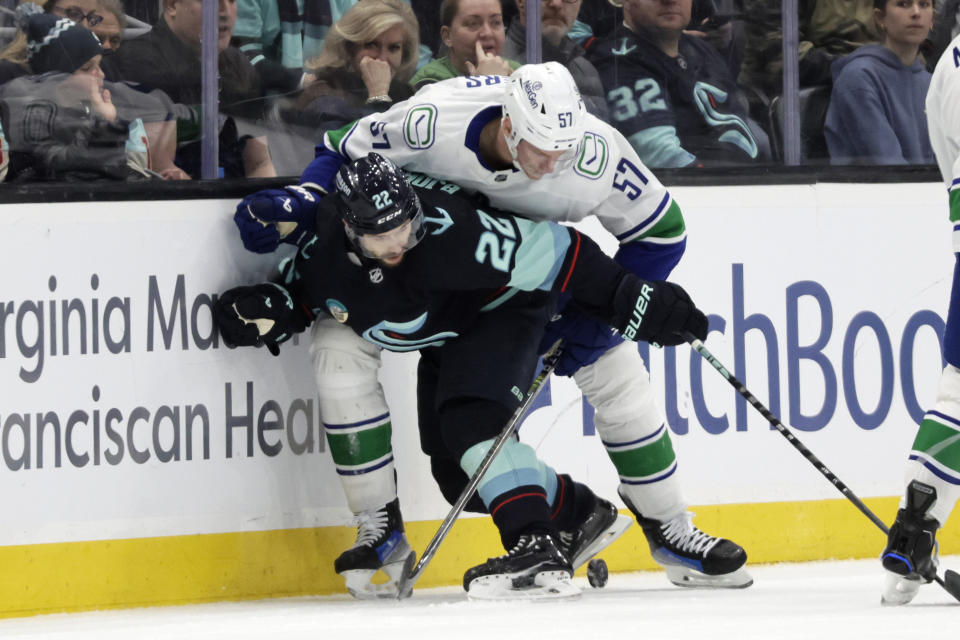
[
  {"left": 290, "top": 0, "right": 418, "bottom": 133},
  {"left": 0, "top": 0, "right": 102, "bottom": 83},
  {"left": 588, "top": 0, "right": 763, "bottom": 168},
  {"left": 231, "top": 0, "right": 306, "bottom": 90},
  {"left": 410, "top": 0, "right": 518, "bottom": 89},
  {"left": 94, "top": 0, "right": 125, "bottom": 80},
  {"left": 0, "top": 11, "right": 158, "bottom": 181},
  {"left": 115, "top": 0, "right": 277, "bottom": 177},
  {"left": 738, "top": 0, "right": 877, "bottom": 98},
  {"left": 502, "top": 0, "right": 609, "bottom": 121},
  {"left": 825, "top": 0, "right": 935, "bottom": 165},
  {"left": 116, "top": 0, "right": 263, "bottom": 111},
  {"left": 93, "top": 0, "right": 124, "bottom": 50}
]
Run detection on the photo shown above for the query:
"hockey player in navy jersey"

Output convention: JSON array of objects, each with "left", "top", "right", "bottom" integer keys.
[
  {"left": 231, "top": 62, "right": 752, "bottom": 596},
  {"left": 216, "top": 152, "right": 712, "bottom": 599},
  {"left": 880, "top": 30, "right": 960, "bottom": 606}
]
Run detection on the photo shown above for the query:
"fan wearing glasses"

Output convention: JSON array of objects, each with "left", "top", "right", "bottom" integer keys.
[
  {"left": 0, "top": 0, "right": 101, "bottom": 84},
  {"left": 49, "top": 0, "right": 104, "bottom": 28}
]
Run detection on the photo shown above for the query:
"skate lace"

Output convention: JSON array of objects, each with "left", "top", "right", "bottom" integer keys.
[
  {"left": 352, "top": 507, "right": 389, "bottom": 548},
  {"left": 496, "top": 535, "right": 535, "bottom": 560},
  {"left": 660, "top": 512, "right": 721, "bottom": 557}
]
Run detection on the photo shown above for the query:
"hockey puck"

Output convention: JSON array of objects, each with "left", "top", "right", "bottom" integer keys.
[{"left": 587, "top": 558, "right": 608, "bottom": 588}]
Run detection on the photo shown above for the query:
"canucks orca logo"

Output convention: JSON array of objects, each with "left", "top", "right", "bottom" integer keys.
[
  {"left": 362, "top": 312, "right": 458, "bottom": 351},
  {"left": 326, "top": 299, "right": 348, "bottom": 323}
]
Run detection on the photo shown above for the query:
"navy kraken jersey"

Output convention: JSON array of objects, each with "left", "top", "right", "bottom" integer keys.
[
  {"left": 279, "top": 176, "right": 624, "bottom": 352},
  {"left": 588, "top": 28, "right": 759, "bottom": 168}
]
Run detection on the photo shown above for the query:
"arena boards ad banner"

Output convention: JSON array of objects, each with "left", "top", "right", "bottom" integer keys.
[{"left": 0, "top": 183, "right": 953, "bottom": 552}]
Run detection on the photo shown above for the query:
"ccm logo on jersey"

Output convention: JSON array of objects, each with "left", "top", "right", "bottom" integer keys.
[{"left": 622, "top": 284, "right": 654, "bottom": 341}]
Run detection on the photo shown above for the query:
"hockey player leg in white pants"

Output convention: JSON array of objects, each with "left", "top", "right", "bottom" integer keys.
[
  {"left": 310, "top": 317, "right": 632, "bottom": 597},
  {"left": 881, "top": 366, "right": 960, "bottom": 605},
  {"left": 309, "top": 317, "right": 413, "bottom": 599},
  {"left": 883, "top": 43, "right": 960, "bottom": 605},
  {"left": 573, "top": 340, "right": 751, "bottom": 588}
]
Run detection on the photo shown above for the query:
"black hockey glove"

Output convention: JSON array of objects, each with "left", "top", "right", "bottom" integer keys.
[
  {"left": 611, "top": 276, "right": 708, "bottom": 347},
  {"left": 233, "top": 185, "right": 321, "bottom": 253},
  {"left": 215, "top": 283, "right": 306, "bottom": 356}
]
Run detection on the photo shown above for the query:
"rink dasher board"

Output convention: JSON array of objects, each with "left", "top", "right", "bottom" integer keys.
[{"left": 0, "top": 184, "right": 955, "bottom": 616}]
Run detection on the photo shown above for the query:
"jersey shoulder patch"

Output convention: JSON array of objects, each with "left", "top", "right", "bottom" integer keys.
[
  {"left": 403, "top": 103, "right": 439, "bottom": 149},
  {"left": 574, "top": 131, "right": 610, "bottom": 179}
]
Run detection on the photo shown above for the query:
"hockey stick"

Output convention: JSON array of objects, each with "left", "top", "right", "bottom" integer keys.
[
  {"left": 684, "top": 332, "right": 960, "bottom": 602},
  {"left": 395, "top": 341, "right": 564, "bottom": 599}
]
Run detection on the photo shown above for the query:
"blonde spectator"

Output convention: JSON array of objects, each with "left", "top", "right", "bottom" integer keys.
[
  {"left": 292, "top": 0, "right": 418, "bottom": 131},
  {"left": 410, "top": 0, "right": 517, "bottom": 89}
]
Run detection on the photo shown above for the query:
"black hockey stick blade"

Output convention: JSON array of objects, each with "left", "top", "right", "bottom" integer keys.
[
  {"left": 684, "top": 332, "right": 960, "bottom": 604},
  {"left": 394, "top": 341, "right": 564, "bottom": 599},
  {"left": 940, "top": 570, "right": 960, "bottom": 601}
]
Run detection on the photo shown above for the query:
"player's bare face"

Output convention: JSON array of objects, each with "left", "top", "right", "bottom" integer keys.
[
  {"left": 515, "top": 141, "right": 567, "bottom": 180},
  {"left": 359, "top": 220, "right": 414, "bottom": 266},
  {"left": 878, "top": 0, "right": 933, "bottom": 48},
  {"left": 442, "top": 0, "right": 505, "bottom": 67}
]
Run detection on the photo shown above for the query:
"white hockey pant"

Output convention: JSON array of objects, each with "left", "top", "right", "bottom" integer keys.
[
  {"left": 310, "top": 317, "right": 396, "bottom": 514},
  {"left": 573, "top": 340, "right": 685, "bottom": 521},
  {"left": 901, "top": 363, "right": 960, "bottom": 526}
]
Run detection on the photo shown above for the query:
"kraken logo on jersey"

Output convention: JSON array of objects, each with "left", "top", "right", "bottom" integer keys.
[
  {"left": 423, "top": 206, "right": 454, "bottom": 235},
  {"left": 403, "top": 105, "right": 438, "bottom": 150},
  {"left": 574, "top": 132, "right": 609, "bottom": 179},
  {"left": 611, "top": 38, "right": 637, "bottom": 57},
  {"left": 326, "top": 299, "right": 349, "bottom": 323},
  {"left": 692, "top": 82, "right": 758, "bottom": 159},
  {"left": 361, "top": 312, "right": 459, "bottom": 351}
]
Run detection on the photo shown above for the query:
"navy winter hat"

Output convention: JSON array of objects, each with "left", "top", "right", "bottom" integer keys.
[{"left": 25, "top": 12, "right": 103, "bottom": 74}]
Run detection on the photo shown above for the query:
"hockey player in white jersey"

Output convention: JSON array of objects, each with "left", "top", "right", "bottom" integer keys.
[
  {"left": 233, "top": 62, "right": 751, "bottom": 597},
  {"left": 880, "top": 38, "right": 960, "bottom": 606}
]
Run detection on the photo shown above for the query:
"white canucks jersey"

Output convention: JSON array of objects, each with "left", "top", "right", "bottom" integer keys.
[
  {"left": 926, "top": 36, "right": 960, "bottom": 251},
  {"left": 313, "top": 75, "right": 686, "bottom": 248}
]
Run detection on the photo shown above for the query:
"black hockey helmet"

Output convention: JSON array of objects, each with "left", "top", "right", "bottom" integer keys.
[{"left": 335, "top": 152, "right": 426, "bottom": 258}]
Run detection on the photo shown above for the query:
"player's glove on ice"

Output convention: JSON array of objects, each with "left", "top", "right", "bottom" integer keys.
[
  {"left": 215, "top": 283, "right": 306, "bottom": 355},
  {"left": 612, "top": 276, "right": 708, "bottom": 347},
  {"left": 233, "top": 185, "right": 321, "bottom": 253}
]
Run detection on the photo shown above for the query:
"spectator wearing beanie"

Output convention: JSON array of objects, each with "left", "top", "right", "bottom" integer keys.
[{"left": 0, "top": 9, "right": 189, "bottom": 180}]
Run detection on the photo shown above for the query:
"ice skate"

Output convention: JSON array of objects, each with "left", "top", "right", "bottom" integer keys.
[
  {"left": 335, "top": 498, "right": 415, "bottom": 599},
  {"left": 620, "top": 490, "right": 751, "bottom": 588},
  {"left": 558, "top": 496, "right": 632, "bottom": 570},
  {"left": 463, "top": 533, "right": 579, "bottom": 600},
  {"left": 880, "top": 481, "right": 940, "bottom": 606}
]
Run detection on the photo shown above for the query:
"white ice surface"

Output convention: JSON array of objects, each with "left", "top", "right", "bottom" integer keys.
[{"left": 1, "top": 557, "right": 957, "bottom": 640}]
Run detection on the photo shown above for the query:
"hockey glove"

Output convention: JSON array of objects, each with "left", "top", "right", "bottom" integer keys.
[
  {"left": 215, "top": 283, "right": 306, "bottom": 355},
  {"left": 233, "top": 185, "right": 321, "bottom": 253},
  {"left": 611, "top": 276, "right": 708, "bottom": 347}
]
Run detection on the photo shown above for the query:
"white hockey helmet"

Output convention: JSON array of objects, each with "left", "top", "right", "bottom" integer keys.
[{"left": 501, "top": 62, "right": 587, "bottom": 170}]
